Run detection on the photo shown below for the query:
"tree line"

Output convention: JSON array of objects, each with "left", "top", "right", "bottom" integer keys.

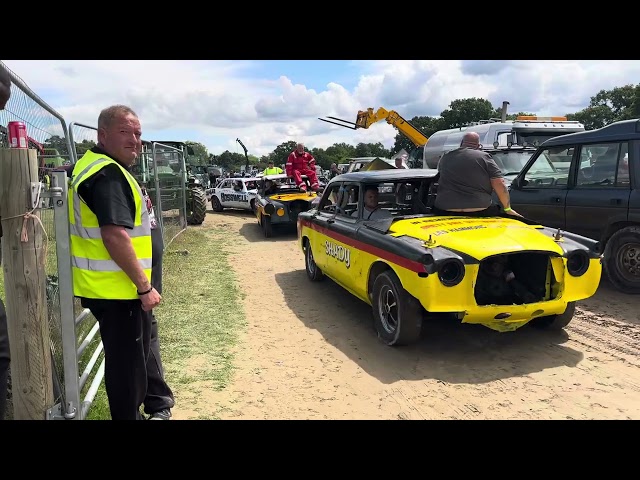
[{"left": 44, "top": 83, "right": 640, "bottom": 172}]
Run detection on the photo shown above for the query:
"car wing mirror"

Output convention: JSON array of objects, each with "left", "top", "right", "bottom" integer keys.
[{"left": 511, "top": 176, "right": 526, "bottom": 189}]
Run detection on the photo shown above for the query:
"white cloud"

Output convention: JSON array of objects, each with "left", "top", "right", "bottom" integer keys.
[{"left": 3, "top": 59, "right": 639, "bottom": 158}]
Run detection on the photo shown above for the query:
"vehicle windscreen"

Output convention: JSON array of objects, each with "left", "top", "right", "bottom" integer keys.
[{"left": 491, "top": 150, "right": 539, "bottom": 175}]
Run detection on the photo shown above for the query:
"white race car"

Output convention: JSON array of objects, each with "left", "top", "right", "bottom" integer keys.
[{"left": 210, "top": 177, "right": 260, "bottom": 212}]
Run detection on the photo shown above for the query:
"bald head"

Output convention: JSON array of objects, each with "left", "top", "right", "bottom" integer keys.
[
  {"left": 460, "top": 132, "right": 480, "bottom": 149},
  {"left": 0, "top": 64, "right": 11, "bottom": 110}
]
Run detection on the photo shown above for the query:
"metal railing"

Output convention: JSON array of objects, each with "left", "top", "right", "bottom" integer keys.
[{"left": 1, "top": 61, "right": 104, "bottom": 420}]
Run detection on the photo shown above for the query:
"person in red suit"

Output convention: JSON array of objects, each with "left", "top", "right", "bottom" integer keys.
[{"left": 286, "top": 142, "right": 319, "bottom": 192}]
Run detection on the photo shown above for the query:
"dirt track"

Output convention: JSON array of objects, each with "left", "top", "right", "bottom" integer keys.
[{"left": 175, "top": 209, "right": 640, "bottom": 420}]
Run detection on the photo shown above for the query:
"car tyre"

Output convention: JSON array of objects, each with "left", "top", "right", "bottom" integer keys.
[
  {"left": 371, "top": 270, "right": 422, "bottom": 346},
  {"left": 304, "top": 239, "right": 324, "bottom": 282},
  {"left": 604, "top": 226, "right": 640, "bottom": 294},
  {"left": 211, "top": 195, "right": 224, "bottom": 212},
  {"left": 529, "top": 301, "right": 575, "bottom": 330},
  {"left": 262, "top": 214, "right": 272, "bottom": 238}
]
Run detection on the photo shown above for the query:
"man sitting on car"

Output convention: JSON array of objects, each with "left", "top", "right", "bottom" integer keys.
[
  {"left": 433, "top": 132, "right": 522, "bottom": 218},
  {"left": 352, "top": 185, "right": 392, "bottom": 220}
]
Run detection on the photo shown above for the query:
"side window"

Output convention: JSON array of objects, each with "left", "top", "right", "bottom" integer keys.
[
  {"left": 318, "top": 183, "right": 342, "bottom": 214},
  {"left": 318, "top": 183, "right": 359, "bottom": 217},
  {"left": 577, "top": 142, "right": 628, "bottom": 188},
  {"left": 522, "top": 148, "right": 566, "bottom": 188}
]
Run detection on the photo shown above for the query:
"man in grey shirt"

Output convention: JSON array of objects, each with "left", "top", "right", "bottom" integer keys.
[{"left": 433, "top": 132, "right": 521, "bottom": 217}]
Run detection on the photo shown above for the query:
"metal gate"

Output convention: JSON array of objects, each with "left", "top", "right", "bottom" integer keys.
[{"left": 69, "top": 125, "right": 188, "bottom": 250}]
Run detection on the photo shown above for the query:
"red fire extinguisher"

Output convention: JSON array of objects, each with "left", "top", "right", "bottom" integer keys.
[{"left": 8, "top": 120, "right": 27, "bottom": 149}]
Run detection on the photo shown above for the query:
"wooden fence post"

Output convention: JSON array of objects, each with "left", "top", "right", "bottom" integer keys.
[{"left": 0, "top": 147, "right": 53, "bottom": 420}]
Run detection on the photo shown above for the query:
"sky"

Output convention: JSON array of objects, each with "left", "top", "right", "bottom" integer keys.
[{"left": 3, "top": 60, "right": 640, "bottom": 158}]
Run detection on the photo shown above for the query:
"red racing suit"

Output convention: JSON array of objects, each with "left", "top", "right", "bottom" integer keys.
[{"left": 286, "top": 150, "right": 319, "bottom": 191}]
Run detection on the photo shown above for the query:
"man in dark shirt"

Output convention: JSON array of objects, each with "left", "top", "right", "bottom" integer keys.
[
  {"left": 72, "top": 105, "right": 164, "bottom": 420},
  {"left": 64, "top": 153, "right": 174, "bottom": 420},
  {"left": 433, "top": 132, "right": 522, "bottom": 218}
]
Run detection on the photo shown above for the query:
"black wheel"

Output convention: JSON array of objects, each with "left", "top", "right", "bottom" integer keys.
[
  {"left": 304, "top": 239, "right": 324, "bottom": 281},
  {"left": 250, "top": 199, "right": 256, "bottom": 212},
  {"left": 371, "top": 270, "right": 422, "bottom": 346},
  {"left": 211, "top": 195, "right": 224, "bottom": 212},
  {"left": 262, "top": 214, "right": 272, "bottom": 238},
  {"left": 187, "top": 187, "right": 207, "bottom": 225},
  {"left": 604, "top": 226, "right": 640, "bottom": 294},
  {"left": 529, "top": 302, "right": 576, "bottom": 330}
]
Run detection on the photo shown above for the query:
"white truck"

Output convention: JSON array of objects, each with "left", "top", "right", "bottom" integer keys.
[{"left": 420, "top": 104, "right": 585, "bottom": 169}]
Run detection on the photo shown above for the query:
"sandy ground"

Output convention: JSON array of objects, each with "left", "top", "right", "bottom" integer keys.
[{"left": 174, "top": 209, "right": 640, "bottom": 420}]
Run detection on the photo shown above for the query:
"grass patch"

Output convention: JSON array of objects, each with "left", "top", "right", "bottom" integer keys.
[{"left": 85, "top": 226, "right": 246, "bottom": 420}]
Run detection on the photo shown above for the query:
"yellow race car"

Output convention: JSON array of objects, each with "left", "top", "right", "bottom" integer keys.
[
  {"left": 255, "top": 174, "right": 320, "bottom": 238},
  {"left": 297, "top": 169, "right": 603, "bottom": 346}
]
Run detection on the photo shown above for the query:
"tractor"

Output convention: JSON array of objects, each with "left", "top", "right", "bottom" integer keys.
[{"left": 133, "top": 140, "right": 208, "bottom": 226}]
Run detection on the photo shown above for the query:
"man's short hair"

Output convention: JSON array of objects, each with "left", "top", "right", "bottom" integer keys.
[
  {"left": 97, "top": 104, "right": 138, "bottom": 129},
  {"left": 364, "top": 184, "right": 379, "bottom": 193}
]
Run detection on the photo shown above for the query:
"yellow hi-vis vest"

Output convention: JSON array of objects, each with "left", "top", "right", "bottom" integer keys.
[
  {"left": 263, "top": 167, "right": 283, "bottom": 175},
  {"left": 69, "top": 151, "right": 152, "bottom": 300}
]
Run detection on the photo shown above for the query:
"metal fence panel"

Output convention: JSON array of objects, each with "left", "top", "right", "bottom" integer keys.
[
  {"left": 0, "top": 61, "right": 75, "bottom": 417},
  {"left": 147, "top": 142, "right": 187, "bottom": 248}
]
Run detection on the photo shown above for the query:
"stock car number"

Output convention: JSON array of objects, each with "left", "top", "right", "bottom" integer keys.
[{"left": 221, "top": 192, "right": 248, "bottom": 202}]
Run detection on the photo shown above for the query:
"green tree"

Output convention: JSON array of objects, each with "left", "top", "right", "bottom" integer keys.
[
  {"left": 43, "top": 134, "right": 71, "bottom": 157},
  {"left": 392, "top": 116, "right": 443, "bottom": 155},
  {"left": 567, "top": 106, "right": 612, "bottom": 131},
  {"left": 324, "top": 142, "right": 357, "bottom": 167},
  {"left": 184, "top": 141, "right": 208, "bottom": 165},
  {"left": 354, "top": 142, "right": 392, "bottom": 158},
  {"left": 268, "top": 141, "right": 298, "bottom": 167},
  {"left": 439, "top": 98, "right": 497, "bottom": 128},
  {"left": 568, "top": 84, "right": 640, "bottom": 129}
]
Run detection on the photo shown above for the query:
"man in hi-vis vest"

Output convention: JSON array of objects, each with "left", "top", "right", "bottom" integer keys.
[
  {"left": 262, "top": 160, "right": 283, "bottom": 176},
  {"left": 69, "top": 104, "right": 162, "bottom": 420}
]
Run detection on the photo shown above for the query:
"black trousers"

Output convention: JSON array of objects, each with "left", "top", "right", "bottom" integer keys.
[
  {"left": 83, "top": 298, "right": 152, "bottom": 420},
  {"left": 144, "top": 311, "right": 174, "bottom": 415},
  {"left": 0, "top": 297, "right": 8, "bottom": 420}
]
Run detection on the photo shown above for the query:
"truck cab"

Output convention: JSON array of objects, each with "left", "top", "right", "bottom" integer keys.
[{"left": 420, "top": 116, "right": 585, "bottom": 169}]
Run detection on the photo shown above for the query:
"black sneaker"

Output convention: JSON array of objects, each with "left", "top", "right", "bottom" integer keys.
[{"left": 148, "top": 409, "right": 171, "bottom": 420}]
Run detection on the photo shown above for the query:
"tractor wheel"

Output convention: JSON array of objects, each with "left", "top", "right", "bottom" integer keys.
[{"left": 187, "top": 187, "right": 207, "bottom": 225}]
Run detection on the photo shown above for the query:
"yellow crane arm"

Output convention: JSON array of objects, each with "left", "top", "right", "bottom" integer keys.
[{"left": 319, "top": 107, "right": 428, "bottom": 148}]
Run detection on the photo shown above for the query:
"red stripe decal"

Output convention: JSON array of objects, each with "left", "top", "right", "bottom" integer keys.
[{"left": 299, "top": 219, "right": 426, "bottom": 273}]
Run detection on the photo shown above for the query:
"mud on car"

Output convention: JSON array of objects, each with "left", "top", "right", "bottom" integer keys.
[
  {"left": 210, "top": 176, "right": 260, "bottom": 213},
  {"left": 297, "top": 169, "right": 603, "bottom": 346},
  {"left": 255, "top": 173, "right": 320, "bottom": 238}
]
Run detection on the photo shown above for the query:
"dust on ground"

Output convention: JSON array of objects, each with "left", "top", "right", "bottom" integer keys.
[{"left": 173, "top": 209, "right": 640, "bottom": 420}]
